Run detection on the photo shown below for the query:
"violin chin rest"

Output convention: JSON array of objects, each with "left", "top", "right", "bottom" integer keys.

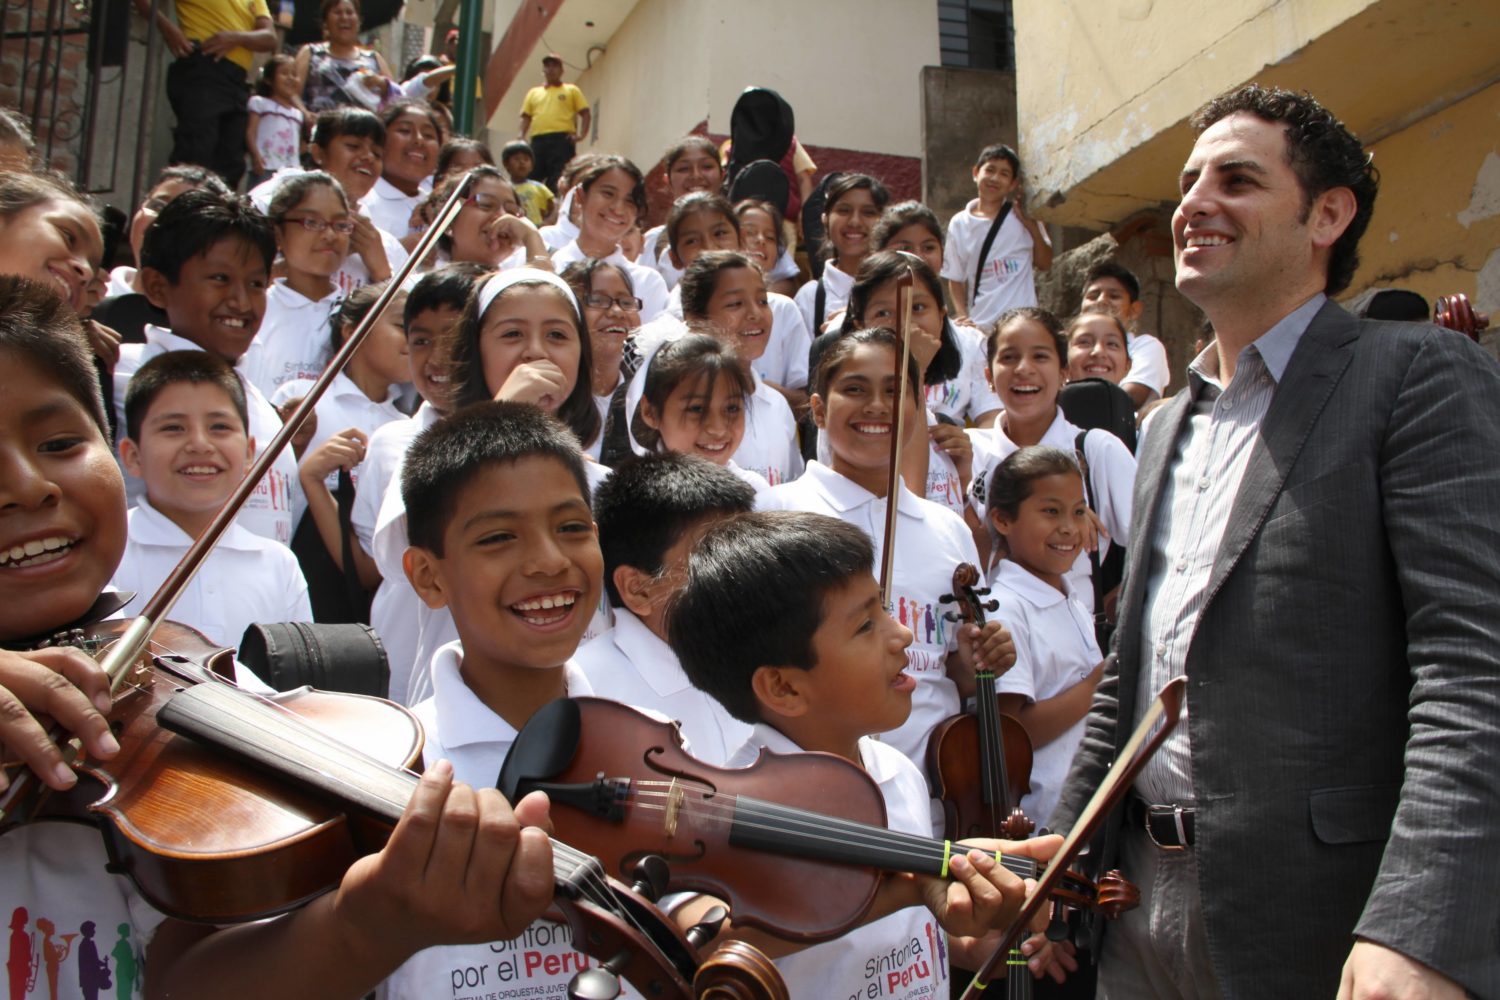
[{"left": 497, "top": 696, "right": 582, "bottom": 799}]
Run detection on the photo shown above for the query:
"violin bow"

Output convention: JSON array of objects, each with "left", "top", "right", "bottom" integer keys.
[
  {"left": 957, "top": 676, "right": 1188, "bottom": 1000},
  {"left": 878, "top": 255, "right": 919, "bottom": 609},
  {"left": 0, "top": 174, "right": 478, "bottom": 822}
]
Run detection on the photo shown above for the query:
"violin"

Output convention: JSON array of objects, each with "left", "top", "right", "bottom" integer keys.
[
  {"left": 497, "top": 697, "right": 1139, "bottom": 945},
  {"left": 927, "top": 563, "right": 1035, "bottom": 999},
  {"left": 927, "top": 563, "right": 1035, "bottom": 843},
  {"left": 0, "top": 173, "right": 787, "bottom": 1000},
  {"left": 1434, "top": 292, "right": 1490, "bottom": 341}
]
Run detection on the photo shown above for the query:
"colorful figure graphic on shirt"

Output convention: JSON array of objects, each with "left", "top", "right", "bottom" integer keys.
[
  {"left": 934, "top": 605, "right": 946, "bottom": 645},
  {"left": 924, "top": 603, "right": 935, "bottom": 644},
  {"left": 77, "top": 921, "right": 111, "bottom": 999},
  {"left": 110, "top": 925, "right": 138, "bottom": 1000},
  {"left": 7, "top": 907, "right": 38, "bottom": 1000},
  {"left": 35, "top": 918, "right": 74, "bottom": 1000},
  {"left": 898, "top": 596, "right": 908, "bottom": 626}
]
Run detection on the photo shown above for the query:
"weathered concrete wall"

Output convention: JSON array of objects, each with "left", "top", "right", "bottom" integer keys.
[{"left": 919, "top": 66, "right": 1016, "bottom": 223}]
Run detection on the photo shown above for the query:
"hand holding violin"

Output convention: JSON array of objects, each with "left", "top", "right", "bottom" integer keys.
[
  {"left": 947, "top": 617, "right": 1017, "bottom": 699},
  {"left": 0, "top": 646, "right": 118, "bottom": 794},
  {"left": 914, "top": 834, "right": 1061, "bottom": 939}
]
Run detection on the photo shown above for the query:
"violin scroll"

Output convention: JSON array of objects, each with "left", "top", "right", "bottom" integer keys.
[
  {"left": 1434, "top": 293, "right": 1489, "bottom": 342},
  {"left": 1093, "top": 869, "right": 1140, "bottom": 919},
  {"left": 692, "top": 941, "right": 790, "bottom": 1000}
]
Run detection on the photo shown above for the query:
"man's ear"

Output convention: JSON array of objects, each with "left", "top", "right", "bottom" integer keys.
[
  {"left": 612, "top": 564, "right": 657, "bottom": 619},
  {"left": 138, "top": 267, "right": 172, "bottom": 311},
  {"left": 119, "top": 436, "right": 142, "bottom": 480},
  {"left": 403, "top": 546, "right": 450, "bottom": 611},
  {"left": 809, "top": 392, "right": 827, "bottom": 430},
  {"left": 1309, "top": 185, "right": 1359, "bottom": 253},
  {"left": 751, "top": 665, "right": 808, "bottom": 720}
]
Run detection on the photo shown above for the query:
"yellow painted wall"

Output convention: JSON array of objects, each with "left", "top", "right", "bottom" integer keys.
[
  {"left": 1356, "top": 81, "right": 1500, "bottom": 315},
  {"left": 485, "top": 0, "right": 936, "bottom": 170}
]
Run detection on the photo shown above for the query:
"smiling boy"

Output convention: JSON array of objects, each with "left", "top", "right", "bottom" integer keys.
[
  {"left": 943, "top": 144, "right": 1052, "bottom": 330},
  {"left": 113, "top": 350, "right": 310, "bottom": 659},
  {"left": 114, "top": 188, "right": 298, "bottom": 544}
]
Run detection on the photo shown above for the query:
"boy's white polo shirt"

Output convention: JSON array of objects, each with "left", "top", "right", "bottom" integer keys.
[
  {"left": 241, "top": 279, "right": 340, "bottom": 400},
  {"left": 577, "top": 608, "right": 751, "bottom": 767},
  {"left": 725, "top": 724, "right": 949, "bottom": 1000},
  {"left": 1122, "top": 330, "right": 1170, "bottom": 397},
  {"left": 968, "top": 409, "right": 1136, "bottom": 613},
  {"left": 758, "top": 461, "right": 978, "bottom": 766},
  {"left": 941, "top": 201, "right": 1041, "bottom": 329},
  {"left": 113, "top": 498, "right": 312, "bottom": 653},
  {"left": 990, "top": 560, "right": 1101, "bottom": 829},
  {"left": 382, "top": 642, "right": 644, "bottom": 1000},
  {"left": 115, "top": 325, "right": 299, "bottom": 545},
  {"left": 551, "top": 240, "right": 671, "bottom": 323},
  {"left": 793, "top": 261, "right": 855, "bottom": 336},
  {"left": 925, "top": 323, "right": 1003, "bottom": 425},
  {"left": 359, "top": 175, "right": 428, "bottom": 241}
]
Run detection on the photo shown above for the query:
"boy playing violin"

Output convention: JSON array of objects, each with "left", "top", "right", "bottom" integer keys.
[
  {"left": 667, "top": 509, "right": 1065, "bottom": 997},
  {"left": 0, "top": 276, "right": 555, "bottom": 999}
]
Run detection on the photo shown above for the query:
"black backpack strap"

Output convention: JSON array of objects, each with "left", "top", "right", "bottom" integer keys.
[
  {"left": 1073, "top": 430, "right": 1107, "bottom": 616},
  {"left": 814, "top": 277, "right": 827, "bottom": 331},
  {"left": 970, "top": 201, "right": 1013, "bottom": 304}
]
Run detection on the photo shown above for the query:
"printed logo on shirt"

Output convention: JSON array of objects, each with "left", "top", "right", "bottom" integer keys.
[
  {"left": 848, "top": 926, "right": 946, "bottom": 999},
  {"left": 249, "top": 468, "right": 295, "bottom": 543},
  {"left": 894, "top": 595, "right": 948, "bottom": 653},
  {"left": 6, "top": 906, "right": 142, "bottom": 999},
  {"left": 982, "top": 256, "right": 1027, "bottom": 282},
  {"left": 925, "top": 468, "right": 963, "bottom": 512},
  {"left": 924, "top": 380, "right": 961, "bottom": 412}
]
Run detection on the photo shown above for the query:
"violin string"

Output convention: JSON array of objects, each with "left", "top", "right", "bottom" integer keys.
[{"left": 613, "top": 784, "right": 1048, "bottom": 884}]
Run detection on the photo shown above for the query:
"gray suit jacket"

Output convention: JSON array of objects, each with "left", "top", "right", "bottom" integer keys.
[{"left": 1052, "top": 301, "right": 1500, "bottom": 998}]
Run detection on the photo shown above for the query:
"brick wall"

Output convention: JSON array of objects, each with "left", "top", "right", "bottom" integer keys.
[{"left": 0, "top": 2, "right": 90, "bottom": 178}]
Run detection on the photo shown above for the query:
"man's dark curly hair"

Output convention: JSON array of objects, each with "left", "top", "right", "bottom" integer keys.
[{"left": 1190, "top": 84, "right": 1379, "bottom": 296}]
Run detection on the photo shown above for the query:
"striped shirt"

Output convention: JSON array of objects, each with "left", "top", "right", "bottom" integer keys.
[{"left": 1134, "top": 294, "right": 1326, "bottom": 803}]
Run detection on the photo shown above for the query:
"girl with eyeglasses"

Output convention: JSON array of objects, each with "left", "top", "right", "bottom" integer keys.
[
  {"left": 429, "top": 165, "right": 548, "bottom": 270},
  {"left": 560, "top": 258, "right": 641, "bottom": 461},
  {"left": 242, "top": 171, "right": 354, "bottom": 398}
]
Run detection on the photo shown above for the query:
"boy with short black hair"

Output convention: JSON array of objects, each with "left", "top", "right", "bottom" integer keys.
[
  {"left": 577, "top": 453, "right": 755, "bottom": 765},
  {"left": 501, "top": 139, "right": 555, "bottom": 226},
  {"left": 386, "top": 400, "right": 621, "bottom": 998},
  {"left": 668, "top": 509, "right": 1059, "bottom": 998},
  {"left": 356, "top": 262, "right": 487, "bottom": 699},
  {"left": 1081, "top": 259, "right": 1170, "bottom": 409},
  {"left": 114, "top": 350, "right": 311, "bottom": 660},
  {"left": 0, "top": 275, "right": 556, "bottom": 1000},
  {"left": 943, "top": 143, "right": 1053, "bottom": 330},
  {"left": 114, "top": 187, "right": 298, "bottom": 545}
]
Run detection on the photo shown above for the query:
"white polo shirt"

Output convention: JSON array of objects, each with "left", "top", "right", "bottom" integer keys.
[
  {"left": 758, "top": 461, "right": 978, "bottom": 765},
  {"left": 276, "top": 372, "right": 407, "bottom": 493},
  {"left": 382, "top": 644, "right": 643, "bottom": 1000},
  {"left": 359, "top": 175, "right": 428, "bottom": 241},
  {"left": 991, "top": 560, "right": 1101, "bottom": 829},
  {"left": 727, "top": 460, "right": 772, "bottom": 495},
  {"left": 241, "top": 280, "right": 340, "bottom": 400},
  {"left": 924, "top": 324, "right": 1002, "bottom": 424},
  {"left": 793, "top": 262, "right": 854, "bottom": 336},
  {"left": 735, "top": 373, "right": 803, "bottom": 487},
  {"left": 539, "top": 188, "right": 578, "bottom": 252},
  {"left": 362, "top": 403, "right": 444, "bottom": 699},
  {"left": 941, "top": 201, "right": 1042, "bottom": 329},
  {"left": 725, "top": 724, "right": 950, "bottom": 1000},
  {"left": 577, "top": 609, "right": 751, "bottom": 767},
  {"left": 381, "top": 458, "right": 614, "bottom": 706},
  {"left": 113, "top": 499, "right": 312, "bottom": 651},
  {"left": 551, "top": 240, "right": 671, "bottom": 323},
  {"left": 115, "top": 326, "right": 299, "bottom": 545},
  {"left": 967, "top": 411, "right": 1136, "bottom": 613},
  {"left": 1122, "top": 331, "right": 1170, "bottom": 397}
]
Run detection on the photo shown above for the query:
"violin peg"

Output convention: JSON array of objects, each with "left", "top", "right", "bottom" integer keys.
[
  {"left": 1095, "top": 869, "right": 1141, "bottom": 919},
  {"left": 982, "top": 599, "right": 999, "bottom": 613},
  {"left": 685, "top": 905, "right": 730, "bottom": 949},
  {"left": 628, "top": 854, "right": 671, "bottom": 903},
  {"left": 568, "top": 968, "right": 623, "bottom": 1000},
  {"left": 942, "top": 612, "right": 962, "bottom": 623},
  {"left": 939, "top": 592, "right": 957, "bottom": 605}
]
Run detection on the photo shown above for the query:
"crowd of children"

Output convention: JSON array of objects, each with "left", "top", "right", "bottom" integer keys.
[{"left": 0, "top": 90, "right": 1192, "bottom": 997}]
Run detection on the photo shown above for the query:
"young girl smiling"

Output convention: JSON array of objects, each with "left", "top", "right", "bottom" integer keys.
[{"left": 550, "top": 155, "right": 669, "bottom": 321}]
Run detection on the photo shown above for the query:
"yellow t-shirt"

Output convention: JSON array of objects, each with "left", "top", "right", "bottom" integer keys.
[
  {"left": 522, "top": 83, "right": 589, "bottom": 137},
  {"left": 175, "top": 0, "right": 271, "bottom": 71}
]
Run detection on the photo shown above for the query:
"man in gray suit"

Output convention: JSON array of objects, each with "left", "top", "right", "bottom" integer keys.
[{"left": 1050, "top": 85, "right": 1499, "bottom": 999}]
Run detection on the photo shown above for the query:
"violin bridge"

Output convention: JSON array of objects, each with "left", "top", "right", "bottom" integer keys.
[{"left": 663, "top": 778, "right": 684, "bottom": 839}]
